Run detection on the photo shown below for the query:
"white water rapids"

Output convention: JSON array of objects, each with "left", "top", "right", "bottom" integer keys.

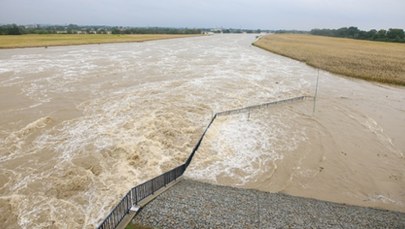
[{"left": 0, "top": 34, "right": 404, "bottom": 228}]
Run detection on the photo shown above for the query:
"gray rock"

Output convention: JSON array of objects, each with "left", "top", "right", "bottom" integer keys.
[{"left": 133, "top": 179, "right": 405, "bottom": 229}]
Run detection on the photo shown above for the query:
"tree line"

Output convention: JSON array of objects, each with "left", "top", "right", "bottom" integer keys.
[
  {"left": 0, "top": 24, "right": 202, "bottom": 35},
  {"left": 310, "top": 27, "right": 405, "bottom": 43}
]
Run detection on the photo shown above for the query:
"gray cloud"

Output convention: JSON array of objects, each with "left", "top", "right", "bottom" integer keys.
[{"left": 0, "top": 0, "right": 404, "bottom": 29}]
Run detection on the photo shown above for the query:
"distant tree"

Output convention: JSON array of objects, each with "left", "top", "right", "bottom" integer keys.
[
  {"left": 3, "top": 24, "right": 24, "bottom": 35},
  {"left": 111, "top": 28, "right": 121, "bottom": 34},
  {"left": 375, "top": 29, "right": 387, "bottom": 41},
  {"left": 367, "top": 29, "right": 377, "bottom": 40},
  {"left": 310, "top": 28, "right": 332, "bottom": 36},
  {"left": 67, "top": 24, "right": 79, "bottom": 30},
  {"left": 66, "top": 24, "right": 79, "bottom": 34},
  {"left": 387, "top": 28, "right": 405, "bottom": 41},
  {"left": 347, "top": 26, "right": 360, "bottom": 38},
  {"left": 357, "top": 30, "right": 368, "bottom": 39},
  {"left": 336, "top": 27, "right": 349, "bottom": 37}
]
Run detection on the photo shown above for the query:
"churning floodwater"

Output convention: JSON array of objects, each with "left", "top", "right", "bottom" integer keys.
[{"left": 0, "top": 34, "right": 404, "bottom": 228}]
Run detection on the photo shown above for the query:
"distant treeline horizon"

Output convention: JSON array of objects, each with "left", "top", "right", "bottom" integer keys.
[
  {"left": 310, "top": 27, "right": 405, "bottom": 43},
  {"left": 1, "top": 24, "right": 404, "bottom": 43},
  {"left": 0, "top": 24, "right": 203, "bottom": 35},
  {"left": 0, "top": 24, "right": 271, "bottom": 35},
  {"left": 274, "top": 27, "right": 405, "bottom": 43}
]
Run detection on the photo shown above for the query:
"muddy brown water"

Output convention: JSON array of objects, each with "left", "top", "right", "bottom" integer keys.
[{"left": 0, "top": 34, "right": 404, "bottom": 228}]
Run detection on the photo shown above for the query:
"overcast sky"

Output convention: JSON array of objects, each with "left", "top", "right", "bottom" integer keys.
[{"left": 1, "top": 0, "right": 404, "bottom": 30}]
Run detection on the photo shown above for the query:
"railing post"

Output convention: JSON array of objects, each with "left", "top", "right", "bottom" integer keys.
[
  {"left": 151, "top": 179, "right": 154, "bottom": 195},
  {"left": 130, "top": 188, "right": 133, "bottom": 207}
]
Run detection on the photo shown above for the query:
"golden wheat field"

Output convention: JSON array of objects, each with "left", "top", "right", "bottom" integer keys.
[
  {"left": 0, "top": 34, "right": 198, "bottom": 49},
  {"left": 254, "top": 34, "right": 405, "bottom": 86}
]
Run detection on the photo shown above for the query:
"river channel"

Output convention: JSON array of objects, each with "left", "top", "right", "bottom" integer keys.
[{"left": 0, "top": 34, "right": 404, "bottom": 228}]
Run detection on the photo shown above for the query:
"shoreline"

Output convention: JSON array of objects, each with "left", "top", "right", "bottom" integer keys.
[{"left": 0, "top": 34, "right": 202, "bottom": 49}]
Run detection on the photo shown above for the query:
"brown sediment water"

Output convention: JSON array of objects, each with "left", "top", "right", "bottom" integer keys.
[
  {"left": 0, "top": 34, "right": 404, "bottom": 228},
  {"left": 185, "top": 55, "right": 405, "bottom": 213}
]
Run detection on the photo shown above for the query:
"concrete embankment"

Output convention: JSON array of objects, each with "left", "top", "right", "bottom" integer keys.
[{"left": 133, "top": 179, "right": 405, "bottom": 228}]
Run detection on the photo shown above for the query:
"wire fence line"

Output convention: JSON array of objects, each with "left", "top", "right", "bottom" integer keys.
[
  {"left": 216, "top": 96, "right": 312, "bottom": 117},
  {"left": 97, "top": 95, "right": 311, "bottom": 229}
]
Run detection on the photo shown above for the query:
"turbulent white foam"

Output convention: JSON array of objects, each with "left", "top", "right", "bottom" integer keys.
[
  {"left": 198, "top": 119, "right": 280, "bottom": 184},
  {"left": 3, "top": 34, "right": 403, "bottom": 227},
  {"left": 0, "top": 35, "right": 317, "bottom": 228},
  {"left": 186, "top": 110, "right": 308, "bottom": 185}
]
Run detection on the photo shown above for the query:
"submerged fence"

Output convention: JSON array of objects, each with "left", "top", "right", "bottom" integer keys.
[
  {"left": 216, "top": 95, "right": 312, "bottom": 116},
  {"left": 97, "top": 95, "right": 311, "bottom": 229}
]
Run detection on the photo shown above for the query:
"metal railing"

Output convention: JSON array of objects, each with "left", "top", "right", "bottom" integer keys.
[
  {"left": 98, "top": 164, "right": 187, "bottom": 229},
  {"left": 97, "top": 117, "right": 216, "bottom": 229},
  {"left": 97, "top": 95, "right": 311, "bottom": 229}
]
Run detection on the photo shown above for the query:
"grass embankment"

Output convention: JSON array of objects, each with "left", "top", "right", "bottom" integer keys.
[
  {"left": 254, "top": 34, "right": 405, "bottom": 86},
  {"left": 0, "top": 34, "right": 198, "bottom": 49}
]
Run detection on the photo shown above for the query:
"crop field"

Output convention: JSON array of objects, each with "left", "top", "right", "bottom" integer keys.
[
  {"left": 0, "top": 34, "right": 198, "bottom": 49},
  {"left": 254, "top": 34, "right": 405, "bottom": 86}
]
